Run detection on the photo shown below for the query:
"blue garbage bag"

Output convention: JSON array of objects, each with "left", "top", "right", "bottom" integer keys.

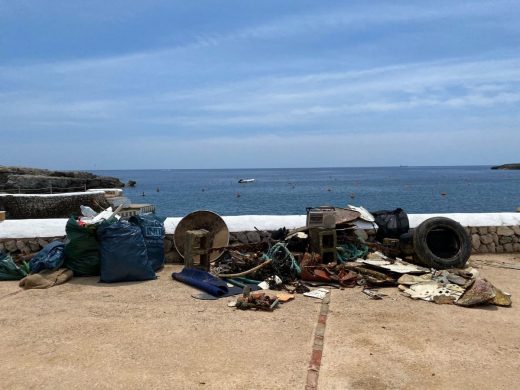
[
  {"left": 29, "top": 241, "right": 65, "bottom": 273},
  {"left": 129, "top": 214, "right": 165, "bottom": 271},
  {"left": 97, "top": 220, "right": 156, "bottom": 283}
]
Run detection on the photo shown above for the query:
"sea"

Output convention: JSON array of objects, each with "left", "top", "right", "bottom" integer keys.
[{"left": 94, "top": 166, "right": 520, "bottom": 218}]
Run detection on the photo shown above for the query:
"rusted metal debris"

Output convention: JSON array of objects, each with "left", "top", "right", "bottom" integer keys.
[{"left": 235, "top": 287, "right": 279, "bottom": 311}]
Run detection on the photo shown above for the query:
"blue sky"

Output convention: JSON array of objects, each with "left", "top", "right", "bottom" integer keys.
[{"left": 1, "top": 0, "right": 519, "bottom": 169}]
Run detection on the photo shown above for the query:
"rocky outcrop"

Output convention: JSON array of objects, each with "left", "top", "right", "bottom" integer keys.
[
  {"left": 0, "top": 166, "right": 124, "bottom": 193},
  {"left": 491, "top": 163, "right": 520, "bottom": 170}
]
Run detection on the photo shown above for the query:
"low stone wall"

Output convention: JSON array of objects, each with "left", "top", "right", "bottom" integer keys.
[
  {"left": 469, "top": 226, "right": 520, "bottom": 254},
  {"left": 0, "top": 236, "right": 65, "bottom": 256},
  {"left": 2, "top": 225, "right": 519, "bottom": 261}
]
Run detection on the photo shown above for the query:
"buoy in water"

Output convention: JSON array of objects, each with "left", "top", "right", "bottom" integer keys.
[{"left": 441, "top": 192, "right": 447, "bottom": 197}]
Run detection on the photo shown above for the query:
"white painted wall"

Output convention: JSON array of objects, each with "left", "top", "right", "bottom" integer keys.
[{"left": 1, "top": 213, "right": 520, "bottom": 239}]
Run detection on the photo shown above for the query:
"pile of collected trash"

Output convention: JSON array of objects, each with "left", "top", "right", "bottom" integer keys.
[
  {"left": 0, "top": 205, "right": 166, "bottom": 289},
  {"left": 170, "top": 206, "right": 512, "bottom": 310},
  {"left": 0, "top": 204, "right": 512, "bottom": 309}
]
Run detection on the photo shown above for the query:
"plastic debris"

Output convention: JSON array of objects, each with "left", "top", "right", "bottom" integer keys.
[
  {"left": 399, "top": 281, "right": 465, "bottom": 302},
  {"left": 303, "top": 288, "right": 330, "bottom": 300},
  {"left": 363, "top": 288, "right": 386, "bottom": 300},
  {"left": 29, "top": 241, "right": 65, "bottom": 273},
  {"left": 275, "top": 292, "right": 295, "bottom": 302},
  {"left": 0, "top": 252, "right": 29, "bottom": 280},
  {"left": 397, "top": 274, "right": 433, "bottom": 285}
]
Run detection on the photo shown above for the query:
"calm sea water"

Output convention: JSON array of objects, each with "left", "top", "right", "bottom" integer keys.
[{"left": 94, "top": 167, "right": 520, "bottom": 217}]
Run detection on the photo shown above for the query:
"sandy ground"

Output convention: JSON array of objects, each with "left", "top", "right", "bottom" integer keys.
[
  {"left": 0, "top": 265, "right": 320, "bottom": 390},
  {"left": 0, "top": 254, "right": 519, "bottom": 389},
  {"left": 319, "top": 254, "right": 520, "bottom": 390}
]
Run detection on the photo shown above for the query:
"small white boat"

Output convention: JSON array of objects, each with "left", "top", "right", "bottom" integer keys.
[{"left": 238, "top": 178, "right": 256, "bottom": 183}]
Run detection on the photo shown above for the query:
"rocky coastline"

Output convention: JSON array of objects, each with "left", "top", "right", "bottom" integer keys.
[
  {"left": 491, "top": 163, "right": 520, "bottom": 170},
  {"left": 0, "top": 166, "right": 124, "bottom": 193},
  {"left": 0, "top": 166, "right": 123, "bottom": 219}
]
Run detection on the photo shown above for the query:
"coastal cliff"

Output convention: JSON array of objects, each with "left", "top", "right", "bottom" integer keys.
[
  {"left": 0, "top": 166, "right": 124, "bottom": 193},
  {"left": 491, "top": 163, "right": 520, "bottom": 170}
]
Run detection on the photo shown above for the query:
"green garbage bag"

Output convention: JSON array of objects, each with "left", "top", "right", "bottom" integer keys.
[
  {"left": 63, "top": 218, "right": 101, "bottom": 276},
  {"left": 0, "top": 252, "right": 29, "bottom": 281}
]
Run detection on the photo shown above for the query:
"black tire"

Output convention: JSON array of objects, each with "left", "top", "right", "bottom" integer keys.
[
  {"left": 412, "top": 217, "right": 471, "bottom": 269},
  {"left": 398, "top": 231, "right": 415, "bottom": 257}
]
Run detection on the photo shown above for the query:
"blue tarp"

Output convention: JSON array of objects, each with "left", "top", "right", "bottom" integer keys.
[{"left": 172, "top": 268, "right": 234, "bottom": 297}]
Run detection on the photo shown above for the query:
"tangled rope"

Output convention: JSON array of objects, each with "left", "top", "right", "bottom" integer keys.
[
  {"left": 261, "top": 242, "right": 301, "bottom": 280},
  {"left": 336, "top": 243, "right": 369, "bottom": 263}
]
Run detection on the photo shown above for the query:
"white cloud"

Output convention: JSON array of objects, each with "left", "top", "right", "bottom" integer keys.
[{"left": 2, "top": 56, "right": 520, "bottom": 131}]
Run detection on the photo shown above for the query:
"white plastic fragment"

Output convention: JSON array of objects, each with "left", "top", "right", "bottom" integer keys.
[
  {"left": 258, "top": 281, "right": 270, "bottom": 290},
  {"left": 80, "top": 205, "right": 98, "bottom": 218},
  {"left": 346, "top": 205, "right": 376, "bottom": 222},
  {"left": 400, "top": 282, "right": 465, "bottom": 302},
  {"left": 303, "top": 288, "right": 330, "bottom": 300}
]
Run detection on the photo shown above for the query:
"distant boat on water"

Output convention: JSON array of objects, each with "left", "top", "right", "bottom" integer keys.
[{"left": 238, "top": 178, "right": 255, "bottom": 183}]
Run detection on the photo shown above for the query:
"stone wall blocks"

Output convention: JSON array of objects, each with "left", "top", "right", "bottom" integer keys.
[
  {"left": 4, "top": 240, "right": 17, "bottom": 252},
  {"left": 235, "top": 231, "right": 249, "bottom": 244},
  {"left": 15, "top": 240, "right": 31, "bottom": 255},
  {"left": 497, "top": 226, "right": 515, "bottom": 236},
  {"left": 37, "top": 238, "right": 49, "bottom": 247},
  {"left": 163, "top": 238, "right": 174, "bottom": 253},
  {"left": 471, "top": 234, "right": 481, "bottom": 250},
  {"left": 480, "top": 234, "right": 493, "bottom": 245},
  {"left": 499, "top": 236, "right": 513, "bottom": 245},
  {"left": 246, "top": 231, "right": 261, "bottom": 243},
  {"left": 28, "top": 240, "right": 40, "bottom": 252}
]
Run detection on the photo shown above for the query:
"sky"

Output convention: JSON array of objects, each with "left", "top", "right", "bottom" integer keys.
[{"left": 1, "top": 0, "right": 520, "bottom": 169}]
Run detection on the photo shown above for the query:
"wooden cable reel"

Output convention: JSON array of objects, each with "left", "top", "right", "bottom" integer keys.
[{"left": 174, "top": 210, "right": 230, "bottom": 262}]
